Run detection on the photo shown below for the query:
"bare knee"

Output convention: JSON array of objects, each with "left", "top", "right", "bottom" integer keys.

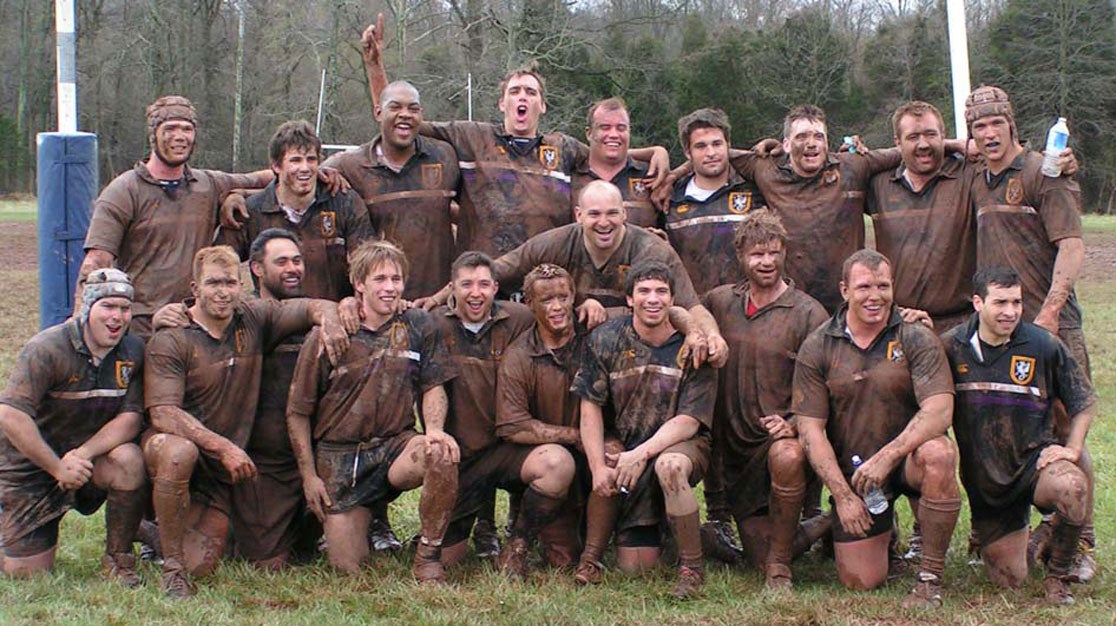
[
  {"left": 1051, "top": 464, "right": 1089, "bottom": 524},
  {"left": 837, "top": 563, "right": 887, "bottom": 591},
  {"left": 527, "top": 445, "right": 575, "bottom": 496},
  {"left": 654, "top": 454, "right": 692, "bottom": 494},
  {"left": 768, "top": 438, "right": 806, "bottom": 483},
  {"left": 97, "top": 443, "right": 146, "bottom": 490},
  {"left": 146, "top": 434, "right": 198, "bottom": 479},
  {"left": 984, "top": 554, "right": 1028, "bottom": 588},
  {"left": 912, "top": 437, "right": 956, "bottom": 474}
]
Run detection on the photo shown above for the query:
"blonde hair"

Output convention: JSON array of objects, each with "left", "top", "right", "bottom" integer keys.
[
  {"left": 192, "top": 246, "right": 240, "bottom": 282},
  {"left": 349, "top": 239, "right": 409, "bottom": 285}
]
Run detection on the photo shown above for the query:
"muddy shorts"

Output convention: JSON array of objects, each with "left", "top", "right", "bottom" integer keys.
[
  {"left": 831, "top": 456, "right": 918, "bottom": 543},
  {"left": 0, "top": 473, "right": 105, "bottom": 557},
  {"left": 316, "top": 431, "right": 416, "bottom": 514},
  {"left": 615, "top": 436, "right": 709, "bottom": 548},
  {"left": 965, "top": 450, "right": 1049, "bottom": 547},
  {"left": 231, "top": 457, "right": 318, "bottom": 562}
]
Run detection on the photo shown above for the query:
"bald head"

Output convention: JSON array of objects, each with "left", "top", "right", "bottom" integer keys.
[
  {"left": 380, "top": 80, "right": 421, "bottom": 107},
  {"left": 576, "top": 181, "right": 626, "bottom": 254}
]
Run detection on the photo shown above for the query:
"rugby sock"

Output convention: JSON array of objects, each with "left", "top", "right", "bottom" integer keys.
[
  {"left": 511, "top": 488, "right": 565, "bottom": 542},
  {"left": 916, "top": 497, "right": 961, "bottom": 579},
  {"left": 105, "top": 488, "right": 146, "bottom": 556},
  {"left": 792, "top": 512, "right": 833, "bottom": 557},
  {"left": 768, "top": 482, "right": 806, "bottom": 566},
  {"left": 152, "top": 477, "right": 190, "bottom": 568},
  {"left": 418, "top": 453, "right": 458, "bottom": 544},
  {"left": 668, "top": 511, "right": 703, "bottom": 571},
  {"left": 1047, "top": 517, "right": 1084, "bottom": 578},
  {"left": 579, "top": 493, "right": 618, "bottom": 565}
]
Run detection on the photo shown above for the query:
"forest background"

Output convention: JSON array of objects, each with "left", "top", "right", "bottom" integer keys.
[{"left": 1, "top": 0, "right": 1114, "bottom": 210}]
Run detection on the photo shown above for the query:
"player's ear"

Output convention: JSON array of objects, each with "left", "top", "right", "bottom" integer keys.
[
  {"left": 839, "top": 281, "right": 848, "bottom": 301},
  {"left": 574, "top": 204, "right": 583, "bottom": 221},
  {"left": 249, "top": 260, "right": 263, "bottom": 279},
  {"left": 971, "top": 294, "right": 982, "bottom": 313}
]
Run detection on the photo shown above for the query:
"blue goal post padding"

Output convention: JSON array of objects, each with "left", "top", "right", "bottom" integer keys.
[{"left": 37, "top": 132, "right": 98, "bottom": 329}]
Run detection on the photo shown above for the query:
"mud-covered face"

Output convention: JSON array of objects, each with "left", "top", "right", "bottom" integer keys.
[
  {"left": 740, "top": 239, "right": 786, "bottom": 290},
  {"left": 840, "top": 262, "right": 894, "bottom": 328},
  {"left": 971, "top": 114, "right": 1014, "bottom": 167},
  {"left": 528, "top": 277, "right": 575, "bottom": 336},
  {"left": 895, "top": 113, "right": 945, "bottom": 177},
  {"left": 153, "top": 119, "right": 196, "bottom": 167},
  {"left": 355, "top": 260, "right": 405, "bottom": 324},
  {"left": 783, "top": 118, "right": 828, "bottom": 177},
  {"left": 452, "top": 265, "right": 497, "bottom": 325},
  {"left": 273, "top": 146, "right": 319, "bottom": 198},
  {"left": 193, "top": 262, "right": 241, "bottom": 322}
]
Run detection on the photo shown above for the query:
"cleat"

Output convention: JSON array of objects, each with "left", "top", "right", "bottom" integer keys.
[
  {"left": 671, "top": 565, "right": 704, "bottom": 599},
  {"left": 903, "top": 521, "right": 923, "bottom": 562},
  {"left": 764, "top": 562, "right": 793, "bottom": 592},
  {"left": 101, "top": 552, "right": 142, "bottom": 589},
  {"left": 473, "top": 518, "right": 501, "bottom": 559},
  {"left": 412, "top": 542, "right": 446, "bottom": 584},
  {"left": 496, "top": 537, "right": 530, "bottom": 580},
  {"left": 368, "top": 517, "right": 403, "bottom": 552},
  {"left": 901, "top": 571, "right": 942, "bottom": 609},
  {"left": 161, "top": 560, "right": 195, "bottom": 599},
  {"left": 700, "top": 520, "right": 742, "bottom": 565},
  {"left": 574, "top": 559, "right": 603, "bottom": 585},
  {"left": 1042, "top": 576, "right": 1074, "bottom": 606},
  {"left": 1066, "top": 539, "right": 1096, "bottom": 584}
]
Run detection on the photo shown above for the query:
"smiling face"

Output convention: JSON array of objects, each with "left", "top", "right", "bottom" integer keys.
[
  {"left": 587, "top": 106, "right": 630, "bottom": 166},
  {"left": 452, "top": 264, "right": 498, "bottom": 325},
  {"left": 840, "top": 261, "right": 894, "bottom": 329},
  {"left": 895, "top": 112, "right": 945, "bottom": 177},
  {"left": 85, "top": 297, "right": 132, "bottom": 353},
  {"left": 193, "top": 261, "right": 241, "bottom": 323},
  {"left": 974, "top": 283, "right": 1023, "bottom": 344},
  {"left": 784, "top": 117, "right": 828, "bottom": 177},
  {"left": 252, "top": 237, "right": 304, "bottom": 300},
  {"left": 627, "top": 277, "right": 673, "bottom": 330},
  {"left": 273, "top": 145, "right": 319, "bottom": 199},
  {"left": 576, "top": 183, "right": 627, "bottom": 255},
  {"left": 740, "top": 239, "right": 786, "bottom": 290},
  {"left": 498, "top": 73, "right": 546, "bottom": 138},
  {"left": 153, "top": 119, "right": 196, "bottom": 167},
  {"left": 527, "top": 276, "right": 575, "bottom": 337},
  {"left": 376, "top": 83, "right": 423, "bottom": 152},
  {"left": 354, "top": 260, "right": 405, "bottom": 326}
]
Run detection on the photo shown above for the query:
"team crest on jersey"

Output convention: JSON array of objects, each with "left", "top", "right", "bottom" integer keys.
[
  {"left": 674, "top": 204, "right": 690, "bottom": 215},
  {"left": 320, "top": 212, "right": 337, "bottom": 238},
  {"left": 538, "top": 145, "right": 559, "bottom": 170},
  {"left": 728, "top": 192, "right": 752, "bottom": 214},
  {"left": 115, "top": 361, "right": 135, "bottom": 388},
  {"left": 390, "top": 321, "right": 410, "bottom": 350},
  {"left": 1006, "top": 178, "right": 1024, "bottom": 205},
  {"left": 956, "top": 363, "right": 969, "bottom": 375},
  {"left": 618, "top": 264, "right": 631, "bottom": 283},
  {"left": 1010, "top": 355, "right": 1035, "bottom": 385},
  {"left": 421, "top": 164, "right": 443, "bottom": 189},
  {"left": 886, "top": 341, "right": 904, "bottom": 363},
  {"left": 823, "top": 169, "right": 841, "bottom": 186},
  {"left": 629, "top": 179, "right": 649, "bottom": 199}
]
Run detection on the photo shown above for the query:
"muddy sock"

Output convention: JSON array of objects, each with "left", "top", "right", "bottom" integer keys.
[
  {"left": 152, "top": 478, "right": 190, "bottom": 568},
  {"left": 370, "top": 499, "right": 390, "bottom": 526},
  {"left": 1047, "top": 516, "right": 1083, "bottom": 578},
  {"left": 768, "top": 482, "right": 805, "bottom": 566},
  {"left": 511, "top": 488, "right": 565, "bottom": 543},
  {"left": 105, "top": 488, "right": 146, "bottom": 555},
  {"left": 580, "top": 493, "right": 618, "bottom": 565},
  {"left": 418, "top": 455, "right": 458, "bottom": 544},
  {"left": 792, "top": 512, "right": 833, "bottom": 557},
  {"left": 801, "top": 476, "right": 824, "bottom": 519},
  {"left": 916, "top": 497, "right": 961, "bottom": 579},
  {"left": 668, "top": 510, "right": 703, "bottom": 571},
  {"left": 704, "top": 488, "right": 731, "bottom": 523},
  {"left": 1080, "top": 524, "right": 1095, "bottom": 547}
]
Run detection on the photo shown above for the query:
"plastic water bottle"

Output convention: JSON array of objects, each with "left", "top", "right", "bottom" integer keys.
[
  {"left": 1041, "top": 117, "right": 1070, "bottom": 177},
  {"left": 843, "top": 136, "right": 857, "bottom": 154},
  {"left": 851, "top": 455, "right": 889, "bottom": 515}
]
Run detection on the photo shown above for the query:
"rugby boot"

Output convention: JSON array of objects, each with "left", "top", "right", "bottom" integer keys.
[
  {"left": 101, "top": 552, "right": 142, "bottom": 589},
  {"left": 574, "top": 558, "right": 603, "bottom": 585},
  {"left": 1042, "top": 576, "right": 1074, "bottom": 606},
  {"left": 792, "top": 513, "right": 833, "bottom": 556},
  {"left": 699, "top": 519, "right": 743, "bottom": 565},
  {"left": 368, "top": 516, "right": 403, "bottom": 552},
  {"left": 670, "top": 565, "right": 704, "bottom": 599},
  {"left": 901, "top": 571, "right": 943, "bottom": 609},
  {"left": 1066, "top": 533, "right": 1096, "bottom": 584},
  {"left": 496, "top": 536, "right": 530, "bottom": 580},
  {"left": 161, "top": 559, "right": 195, "bottom": 599},
  {"left": 136, "top": 519, "right": 163, "bottom": 563},
  {"left": 903, "top": 521, "right": 923, "bottom": 562},
  {"left": 412, "top": 541, "right": 446, "bottom": 584},
  {"left": 473, "top": 517, "right": 501, "bottom": 559},
  {"left": 763, "top": 562, "right": 793, "bottom": 592}
]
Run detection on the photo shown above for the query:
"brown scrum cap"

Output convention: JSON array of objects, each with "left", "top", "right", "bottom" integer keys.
[
  {"left": 964, "top": 85, "right": 1016, "bottom": 138},
  {"left": 146, "top": 95, "right": 198, "bottom": 143}
]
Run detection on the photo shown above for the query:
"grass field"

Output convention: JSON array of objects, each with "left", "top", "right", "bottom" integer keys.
[{"left": 0, "top": 205, "right": 1113, "bottom": 624}]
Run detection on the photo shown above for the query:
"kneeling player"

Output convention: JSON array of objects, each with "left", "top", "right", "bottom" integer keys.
[
  {"left": 287, "top": 240, "right": 460, "bottom": 582},
  {"left": 943, "top": 268, "right": 1094, "bottom": 605},
  {"left": 0, "top": 269, "right": 146, "bottom": 585},
  {"left": 795, "top": 250, "right": 960, "bottom": 608},
  {"left": 573, "top": 261, "right": 716, "bottom": 599}
]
